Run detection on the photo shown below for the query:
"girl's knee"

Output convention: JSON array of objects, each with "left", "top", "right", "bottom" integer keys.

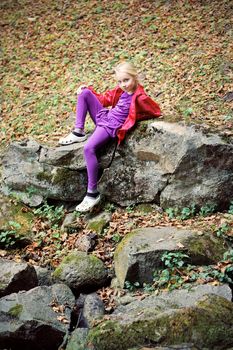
[
  {"left": 80, "top": 88, "right": 92, "bottom": 99},
  {"left": 84, "top": 142, "right": 94, "bottom": 157}
]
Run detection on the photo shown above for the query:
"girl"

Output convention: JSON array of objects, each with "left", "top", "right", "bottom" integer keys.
[{"left": 59, "top": 62, "right": 161, "bottom": 212}]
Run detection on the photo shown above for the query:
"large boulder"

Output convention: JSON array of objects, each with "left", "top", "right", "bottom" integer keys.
[
  {"left": 114, "top": 227, "right": 226, "bottom": 288},
  {"left": 52, "top": 251, "right": 109, "bottom": 294},
  {"left": 1, "top": 122, "right": 233, "bottom": 209},
  {"left": 0, "top": 283, "right": 75, "bottom": 350},
  {"left": 1, "top": 139, "right": 88, "bottom": 206},
  {"left": 100, "top": 121, "right": 233, "bottom": 209},
  {"left": 86, "top": 285, "right": 233, "bottom": 350},
  {"left": 0, "top": 259, "right": 38, "bottom": 297}
]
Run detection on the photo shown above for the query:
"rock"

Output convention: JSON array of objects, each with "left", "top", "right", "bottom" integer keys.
[
  {"left": 0, "top": 259, "right": 38, "bottom": 297},
  {"left": 99, "top": 121, "right": 233, "bottom": 209},
  {"left": 129, "top": 345, "right": 199, "bottom": 350},
  {"left": 0, "top": 193, "right": 34, "bottom": 246},
  {"left": 52, "top": 251, "right": 108, "bottom": 294},
  {"left": 114, "top": 284, "right": 232, "bottom": 311},
  {"left": 72, "top": 292, "right": 105, "bottom": 329},
  {"left": 82, "top": 293, "right": 105, "bottom": 328},
  {"left": 61, "top": 212, "right": 79, "bottom": 232},
  {"left": 1, "top": 139, "right": 87, "bottom": 204},
  {"left": 1, "top": 122, "right": 232, "bottom": 210},
  {"left": 114, "top": 227, "right": 225, "bottom": 287},
  {"left": 86, "top": 285, "right": 233, "bottom": 350},
  {"left": 75, "top": 233, "right": 97, "bottom": 252},
  {"left": 66, "top": 328, "right": 89, "bottom": 350},
  {"left": 86, "top": 211, "right": 112, "bottom": 235},
  {"left": 0, "top": 284, "right": 75, "bottom": 350},
  {"left": 34, "top": 265, "right": 53, "bottom": 286}
]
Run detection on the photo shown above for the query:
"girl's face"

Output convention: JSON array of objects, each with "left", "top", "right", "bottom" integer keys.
[{"left": 116, "top": 71, "right": 137, "bottom": 94}]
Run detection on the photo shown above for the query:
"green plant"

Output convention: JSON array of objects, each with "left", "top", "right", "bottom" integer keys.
[
  {"left": 228, "top": 201, "right": 233, "bottom": 214},
  {"left": 124, "top": 281, "right": 140, "bottom": 291},
  {"left": 0, "top": 221, "right": 23, "bottom": 248},
  {"left": 105, "top": 203, "right": 116, "bottom": 213},
  {"left": 26, "top": 186, "right": 38, "bottom": 197},
  {"left": 33, "top": 202, "right": 64, "bottom": 226},
  {"left": 165, "top": 205, "right": 196, "bottom": 220},
  {"left": 126, "top": 204, "right": 135, "bottom": 213},
  {"left": 223, "top": 249, "right": 233, "bottom": 262},
  {"left": 143, "top": 283, "right": 155, "bottom": 293},
  {"left": 179, "top": 204, "right": 196, "bottom": 220},
  {"left": 161, "top": 251, "right": 189, "bottom": 268},
  {"left": 165, "top": 207, "right": 179, "bottom": 219},
  {"left": 216, "top": 223, "right": 230, "bottom": 238},
  {"left": 112, "top": 233, "right": 122, "bottom": 243},
  {"left": 152, "top": 250, "right": 233, "bottom": 292},
  {"left": 199, "top": 203, "right": 217, "bottom": 217}
]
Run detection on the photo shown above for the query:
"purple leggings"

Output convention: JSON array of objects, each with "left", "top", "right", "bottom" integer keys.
[{"left": 75, "top": 89, "right": 112, "bottom": 191}]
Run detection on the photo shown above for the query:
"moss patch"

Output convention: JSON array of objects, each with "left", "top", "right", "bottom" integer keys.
[
  {"left": 36, "top": 171, "right": 53, "bottom": 182},
  {"left": 186, "top": 233, "right": 226, "bottom": 263},
  {"left": 135, "top": 203, "right": 155, "bottom": 214},
  {"left": 8, "top": 304, "right": 23, "bottom": 318},
  {"left": 87, "top": 219, "right": 108, "bottom": 235},
  {"left": 0, "top": 195, "right": 34, "bottom": 236},
  {"left": 114, "top": 230, "right": 137, "bottom": 261}
]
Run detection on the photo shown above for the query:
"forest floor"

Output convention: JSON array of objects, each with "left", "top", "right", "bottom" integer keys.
[
  {"left": 0, "top": 0, "right": 233, "bottom": 306},
  {"left": 1, "top": 0, "right": 233, "bottom": 147}
]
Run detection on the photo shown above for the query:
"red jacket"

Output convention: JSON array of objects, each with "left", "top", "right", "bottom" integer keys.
[{"left": 88, "top": 84, "right": 161, "bottom": 143}]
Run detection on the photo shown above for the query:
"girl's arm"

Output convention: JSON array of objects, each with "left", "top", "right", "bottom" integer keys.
[
  {"left": 136, "top": 94, "right": 161, "bottom": 120},
  {"left": 87, "top": 86, "right": 118, "bottom": 107}
]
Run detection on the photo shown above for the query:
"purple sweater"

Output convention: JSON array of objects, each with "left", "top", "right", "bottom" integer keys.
[{"left": 96, "top": 91, "right": 133, "bottom": 137}]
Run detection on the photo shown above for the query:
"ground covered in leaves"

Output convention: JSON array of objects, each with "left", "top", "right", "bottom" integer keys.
[
  {"left": 1, "top": 200, "right": 232, "bottom": 311},
  {"left": 1, "top": 0, "right": 233, "bottom": 147}
]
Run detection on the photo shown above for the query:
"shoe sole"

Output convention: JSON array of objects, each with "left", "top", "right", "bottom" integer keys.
[
  {"left": 58, "top": 135, "right": 87, "bottom": 145},
  {"left": 75, "top": 196, "right": 101, "bottom": 213}
]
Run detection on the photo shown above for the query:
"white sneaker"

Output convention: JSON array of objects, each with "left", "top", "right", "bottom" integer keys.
[
  {"left": 59, "top": 131, "right": 87, "bottom": 145},
  {"left": 75, "top": 194, "right": 101, "bottom": 212}
]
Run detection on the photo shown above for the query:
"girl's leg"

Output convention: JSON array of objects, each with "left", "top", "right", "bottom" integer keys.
[
  {"left": 75, "top": 89, "right": 103, "bottom": 130},
  {"left": 83, "top": 126, "right": 111, "bottom": 192}
]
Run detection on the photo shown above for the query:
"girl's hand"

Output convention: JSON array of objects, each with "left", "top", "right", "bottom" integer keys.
[{"left": 76, "top": 85, "right": 87, "bottom": 95}]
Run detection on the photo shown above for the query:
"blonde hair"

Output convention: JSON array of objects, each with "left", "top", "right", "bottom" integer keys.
[{"left": 114, "top": 61, "right": 138, "bottom": 81}]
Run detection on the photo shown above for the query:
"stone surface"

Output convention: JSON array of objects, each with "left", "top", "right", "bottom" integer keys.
[
  {"left": 114, "top": 227, "right": 225, "bottom": 287},
  {"left": 86, "top": 285, "right": 233, "bottom": 350},
  {"left": 34, "top": 265, "right": 53, "bottom": 286},
  {"left": 87, "top": 211, "right": 112, "bottom": 235},
  {"left": 66, "top": 328, "right": 89, "bottom": 350},
  {"left": 82, "top": 293, "right": 105, "bottom": 328},
  {"left": 1, "top": 122, "right": 233, "bottom": 209},
  {"left": 0, "top": 193, "right": 34, "bottom": 244},
  {"left": 1, "top": 139, "right": 87, "bottom": 204},
  {"left": 75, "top": 233, "right": 97, "bottom": 252},
  {"left": 0, "top": 259, "right": 38, "bottom": 297},
  {"left": 0, "top": 284, "right": 75, "bottom": 350},
  {"left": 100, "top": 121, "right": 233, "bottom": 209},
  {"left": 52, "top": 251, "right": 108, "bottom": 294}
]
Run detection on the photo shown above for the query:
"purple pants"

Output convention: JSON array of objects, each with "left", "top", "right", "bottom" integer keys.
[{"left": 75, "top": 89, "right": 112, "bottom": 191}]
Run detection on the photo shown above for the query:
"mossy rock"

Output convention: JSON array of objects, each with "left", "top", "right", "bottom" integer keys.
[
  {"left": 87, "top": 212, "right": 112, "bottom": 235},
  {"left": 66, "top": 328, "right": 89, "bottom": 350},
  {"left": 87, "top": 294, "right": 233, "bottom": 350},
  {"left": 0, "top": 194, "right": 34, "bottom": 233},
  {"left": 0, "top": 194, "right": 34, "bottom": 247},
  {"left": 185, "top": 233, "right": 226, "bottom": 264},
  {"left": 52, "top": 251, "right": 108, "bottom": 293},
  {"left": 114, "top": 227, "right": 227, "bottom": 288}
]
